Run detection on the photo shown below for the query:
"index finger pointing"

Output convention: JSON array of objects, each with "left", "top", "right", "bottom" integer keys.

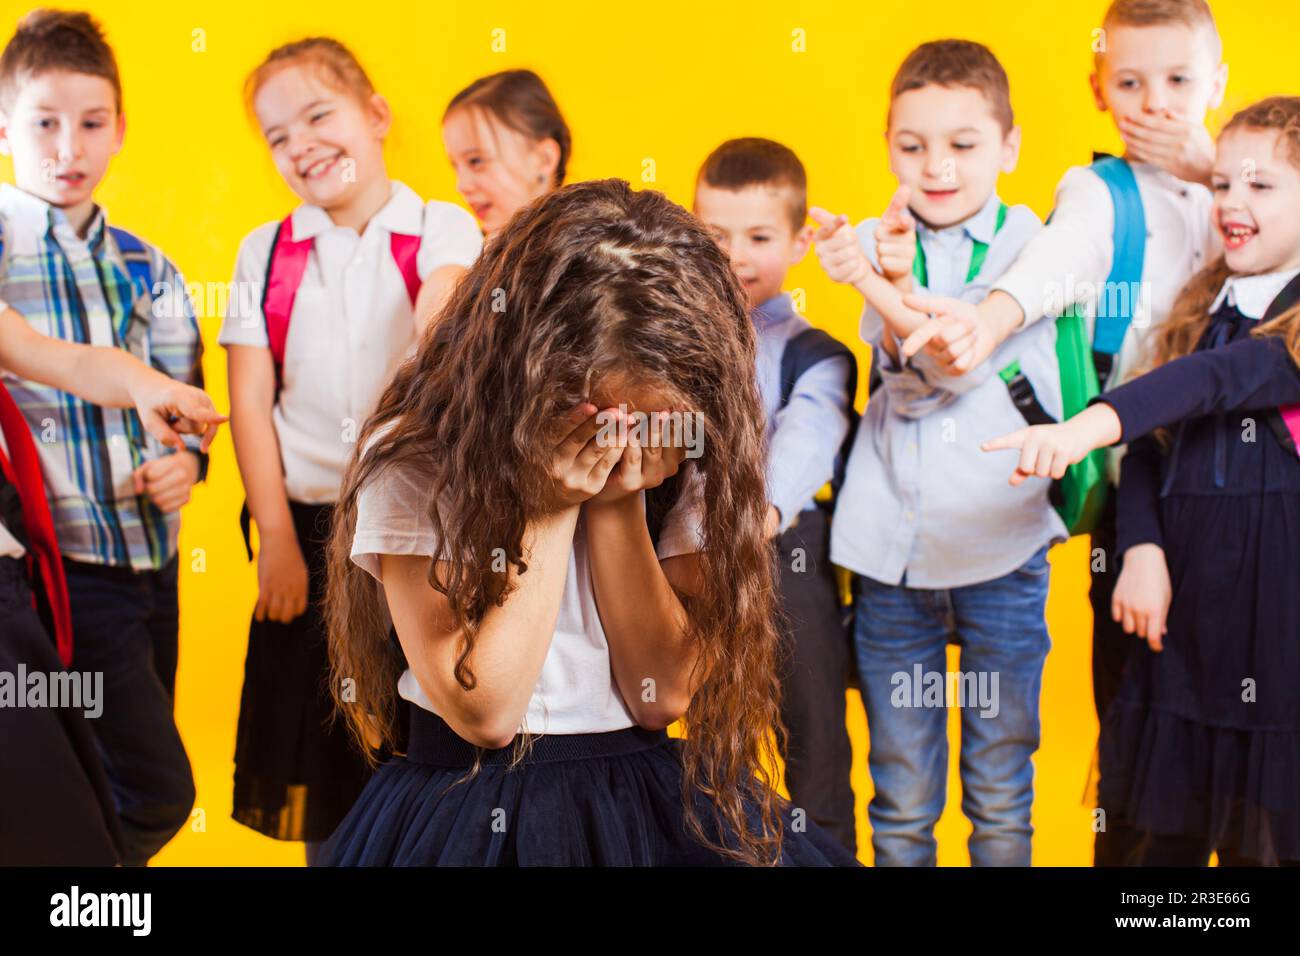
[{"left": 981, "top": 428, "right": 1029, "bottom": 452}]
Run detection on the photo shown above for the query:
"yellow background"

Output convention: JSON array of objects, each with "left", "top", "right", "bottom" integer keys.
[{"left": 1, "top": 0, "right": 1295, "bottom": 865}]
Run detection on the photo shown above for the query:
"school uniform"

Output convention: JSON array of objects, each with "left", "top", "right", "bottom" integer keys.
[
  {"left": 0, "top": 374, "right": 123, "bottom": 865},
  {"left": 832, "top": 192, "right": 1065, "bottom": 866},
  {"left": 989, "top": 159, "right": 1219, "bottom": 865},
  {"left": 0, "top": 185, "right": 203, "bottom": 866},
  {"left": 1094, "top": 269, "right": 1300, "bottom": 866},
  {"left": 218, "top": 181, "right": 482, "bottom": 843},
  {"left": 318, "top": 449, "right": 860, "bottom": 865},
  {"left": 751, "top": 292, "right": 857, "bottom": 854}
]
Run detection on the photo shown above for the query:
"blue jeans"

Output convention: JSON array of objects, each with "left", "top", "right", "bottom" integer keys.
[{"left": 853, "top": 546, "right": 1051, "bottom": 866}]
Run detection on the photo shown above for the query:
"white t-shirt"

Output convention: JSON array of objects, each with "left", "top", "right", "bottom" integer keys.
[
  {"left": 218, "top": 181, "right": 483, "bottom": 504},
  {"left": 350, "top": 451, "right": 706, "bottom": 735}
]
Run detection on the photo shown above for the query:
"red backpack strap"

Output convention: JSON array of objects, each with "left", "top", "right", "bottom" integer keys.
[
  {"left": 0, "top": 382, "right": 73, "bottom": 666},
  {"left": 390, "top": 232, "right": 421, "bottom": 305},
  {"left": 260, "top": 215, "right": 313, "bottom": 390},
  {"left": 1280, "top": 406, "right": 1300, "bottom": 457}
]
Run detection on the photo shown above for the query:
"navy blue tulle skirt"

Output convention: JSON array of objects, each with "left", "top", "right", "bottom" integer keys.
[{"left": 317, "top": 706, "right": 861, "bottom": 866}]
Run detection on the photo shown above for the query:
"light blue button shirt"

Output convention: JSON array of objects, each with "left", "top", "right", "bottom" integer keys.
[
  {"left": 751, "top": 293, "right": 852, "bottom": 533},
  {"left": 830, "top": 192, "right": 1068, "bottom": 588}
]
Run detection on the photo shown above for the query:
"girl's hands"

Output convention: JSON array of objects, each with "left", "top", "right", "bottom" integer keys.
[
  {"left": 1112, "top": 543, "right": 1172, "bottom": 651},
  {"left": 545, "top": 402, "right": 626, "bottom": 512},
  {"left": 255, "top": 530, "right": 309, "bottom": 624},
  {"left": 982, "top": 403, "right": 1123, "bottom": 485},
  {"left": 589, "top": 410, "right": 687, "bottom": 506}
]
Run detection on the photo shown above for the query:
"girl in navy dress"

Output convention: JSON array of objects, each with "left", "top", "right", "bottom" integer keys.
[
  {"left": 983, "top": 96, "right": 1300, "bottom": 866},
  {"left": 318, "top": 178, "right": 859, "bottom": 866}
]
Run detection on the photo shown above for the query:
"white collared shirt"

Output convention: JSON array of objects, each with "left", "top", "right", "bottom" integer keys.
[
  {"left": 1209, "top": 268, "right": 1300, "bottom": 319},
  {"left": 993, "top": 160, "right": 1219, "bottom": 388},
  {"left": 218, "top": 181, "right": 483, "bottom": 503}
]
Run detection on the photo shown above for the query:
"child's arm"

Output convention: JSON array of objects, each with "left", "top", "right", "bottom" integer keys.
[
  {"left": 1111, "top": 435, "right": 1172, "bottom": 650},
  {"left": 226, "top": 344, "right": 308, "bottom": 624},
  {"left": 412, "top": 265, "right": 468, "bottom": 338},
  {"left": 808, "top": 207, "right": 996, "bottom": 414},
  {"left": 378, "top": 404, "right": 624, "bottom": 748},
  {"left": 905, "top": 167, "right": 1116, "bottom": 374},
  {"left": 584, "top": 411, "right": 705, "bottom": 731},
  {"left": 982, "top": 334, "right": 1300, "bottom": 484},
  {"left": 0, "top": 305, "right": 225, "bottom": 451},
  {"left": 412, "top": 204, "right": 485, "bottom": 335},
  {"left": 765, "top": 356, "right": 852, "bottom": 535}
]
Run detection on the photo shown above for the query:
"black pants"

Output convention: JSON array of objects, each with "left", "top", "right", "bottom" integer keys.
[
  {"left": 1089, "top": 492, "right": 1146, "bottom": 866},
  {"left": 63, "top": 555, "right": 195, "bottom": 866},
  {"left": 0, "top": 556, "right": 123, "bottom": 865},
  {"left": 774, "top": 507, "right": 857, "bottom": 854}
]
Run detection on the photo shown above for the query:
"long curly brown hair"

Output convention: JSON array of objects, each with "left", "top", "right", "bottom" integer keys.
[
  {"left": 1146, "top": 97, "right": 1300, "bottom": 376},
  {"left": 324, "top": 178, "right": 788, "bottom": 865}
]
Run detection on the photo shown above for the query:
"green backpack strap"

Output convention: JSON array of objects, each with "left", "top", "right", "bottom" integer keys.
[
  {"left": 911, "top": 202, "right": 1007, "bottom": 288},
  {"left": 1052, "top": 154, "right": 1147, "bottom": 534}
]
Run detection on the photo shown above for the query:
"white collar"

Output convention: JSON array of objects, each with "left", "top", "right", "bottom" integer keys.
[
  {"left": 0, "top": 183, "right": 107, "bottom": 242},
  {"left": 288, "top": 180, "right": 423, "bottom": 242},
  {"left": 1209, "top": 267, "right": 1300, "bottom": 320}
]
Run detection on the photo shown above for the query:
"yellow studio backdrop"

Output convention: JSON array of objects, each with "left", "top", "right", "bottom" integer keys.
[{"left": 0, "top": 0, "right": 1294, "bottom": 866}]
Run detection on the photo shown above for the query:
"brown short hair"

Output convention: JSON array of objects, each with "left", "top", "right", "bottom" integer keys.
[
  {"left": 0, "top": 9, "right": 121, "bottom": 114},
  {"left": 695, "top": 137, "right": 807, "bottom": 233},
  {"left": 1101, "top": 0, "right": 1222, "bottom": 62},
  {"left": 244, "top": 37, "right": 375, "bottom": 118},
  {"left": 890, "top": 40, "right": 1014, "bottom": 134}
]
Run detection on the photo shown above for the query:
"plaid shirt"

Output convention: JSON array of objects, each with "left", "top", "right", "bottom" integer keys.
[{"left": 0, "top": 184, "right": 205, "bottom": 571}]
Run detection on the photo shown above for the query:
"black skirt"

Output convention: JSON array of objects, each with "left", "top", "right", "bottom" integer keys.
[
  {"left": 0, "top": 556, "right": 123, "bottom": 865},
  {"left": 318, "top": 704, "right": 862, "bottom": 866},
  {"left": 232, "top": 501, "right": 372, "bottom": 842}
]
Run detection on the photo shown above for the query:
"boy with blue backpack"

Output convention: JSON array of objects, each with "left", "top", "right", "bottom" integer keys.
[
  {"left": 0, "top": 10, "right": 206, "bottom": 865},
  {"left": 694, "top": 138, "right": 860, "bottom": 855},
  {"left": 811, "top": 39, "right": 1065, "bottom": 866},
  {"left": 894, "top": 0, "right": 1227, "bottom": 866}
]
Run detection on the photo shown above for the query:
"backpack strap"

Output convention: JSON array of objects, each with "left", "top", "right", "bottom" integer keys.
[
  {"left": 261, "top": 215, "right": 313, "bottom": 392},
  {"left": 778, "top": 326, "right": 860, "bottom": 504},
  {"left": 261, "top": 214, "right": 424, "bottom": 394},
  {"left": 913, "top": 202, "right": 1008, "bottom": 288},
  {"left": 1088, "top": 153, "right": 1147, "bottom": 388},
  {"left": 779, "top": 327, "right": 858, "bottom": 410},
  {"left": 390, "top": 232, "right": 422, "bottom": 306},
  {"left": 1262, "top": 270, "right": 1300, "bottom": 457},
  {"left": 107, "top": 225, "right": 157, "bottom": 305}
]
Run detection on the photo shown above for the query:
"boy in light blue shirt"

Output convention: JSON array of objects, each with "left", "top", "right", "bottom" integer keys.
[
  {"left": 811, "top": 40, "right": 1065, "bottom": 866},
  {"left": 694, "top": 138, "right": 859, "bottom": 854}
]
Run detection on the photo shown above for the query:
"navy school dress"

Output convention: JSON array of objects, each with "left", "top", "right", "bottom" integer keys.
[
  {"left": 1094, "top": 275, "right": 1300, "bottom": 864},
  {"left": 319, "top": 703, "right": 860, "bottom": 866},
  {"left": 233, "top": 501, "right": 373, "bottom": 842}
]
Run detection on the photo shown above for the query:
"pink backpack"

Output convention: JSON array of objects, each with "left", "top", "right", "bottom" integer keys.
[{"left": 259, "top": 214, "right": 422, "bottom": 390}]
